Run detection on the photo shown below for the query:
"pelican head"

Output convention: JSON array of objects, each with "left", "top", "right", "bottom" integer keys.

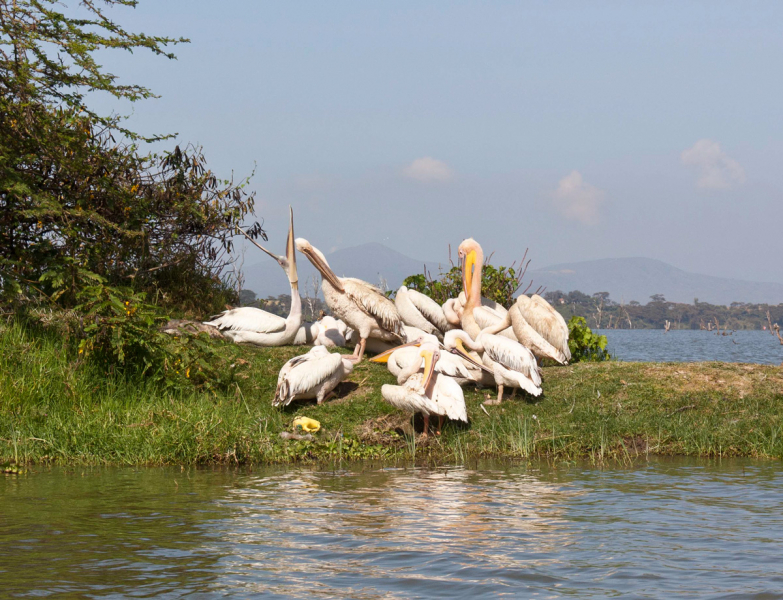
[
  {"left": 295, "top": 238, "right": 344, "bottom": 292},
  {"left": 458, "top": 238, "right": 482, "bottom": 299}
]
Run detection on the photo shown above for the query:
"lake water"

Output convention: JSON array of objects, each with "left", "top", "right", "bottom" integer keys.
[
  {"left": 597, "top": 329, "right": 783, "bottom": 365},
  {"left": 3, "top": 460, "right": 783, "bottom": 598}
]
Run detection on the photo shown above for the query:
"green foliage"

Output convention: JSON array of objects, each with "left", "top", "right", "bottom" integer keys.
[
  {"left": 567, "top": 316, "right": 610, "bottom": 362},
  {"left": 73, "top": 279, "right": 244, "bottom": 390},
  {"left": 403, "top": 261, "right": 522, "bottom": 308}
]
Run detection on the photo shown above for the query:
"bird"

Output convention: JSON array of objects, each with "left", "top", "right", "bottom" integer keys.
[
  {"left": 204, "top": 207, "right": 302, "bottom": 346},
  {"left": 370, "top": 332, "right": 492, "bottom": 387},
  {"left": 457, "top": 237, "right": 566, "bottom": 363},
  {"left": 455, "top": 238, "right": 543, "bottom": 404},
  {"left": 272, "top": 346, "right": 356, "bottom": 407},
  {"left": 295, "top": 238, "right": 405, "bottom": 361},
  {"left": 443, "top": 292, "right": 515, "bottom": 340},
  {"left": 509, "top": 294, "right": 571, "bottom": 363},
  {"left": 395, "top": 286, "right": 452, "bottom": 339},
  {"left": 293, "top": 315, "right": 350, "bottom": 348},
  {"left": 379, "top": 340, "right": 468, "bottom": 436}
]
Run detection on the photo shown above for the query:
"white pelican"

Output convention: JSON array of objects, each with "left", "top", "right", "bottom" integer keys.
[
  {"left": 205, "top": 208, "right": 301, "bottom": 346},
  {"left": 295, "top": 238, "right": 405, "bottom": 361},
  {"left": 510, "top": 295, "right": 571, "bottom": 363},
  {"left": 272, "top": 346, "right": 356, "bottom": 407},
  {"left": 293, "top": 316, "right": 349, "bottom": 348},
  {"left": 458, "top": 238, "right": 566, "bottom": 363},
  {"left": 370, "top": 333, "right": 492, "bottom": 387},
  {"left": 456, "top": 238, "right": 542, "bottom": 404},
  {"left": 395, "top": 286, "right": 452, "bottom": 339},
  {"left": 380, "top": 340, "right": 468, "bottom": 436},
  {"left": 443, "top": 292, "right": 515, "bottom": 340}
]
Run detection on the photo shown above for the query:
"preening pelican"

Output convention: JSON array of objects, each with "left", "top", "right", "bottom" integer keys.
[
  {"left": 395, "top": 286, "right": 452, "bottom": 339},
  {"left": 380, "top": 340, "right": 468, "bottom": 436},
  {"left": 443, "top": 292, "right": 515, "bottom": 340},
  {"left": 295, "top": 238, "right": 405, "bottom": 361},
  {"left": 510, "top": 295, "right": 570, "bottom": 363},
  {"left": 273, "top": 346, "right": 356, "bottom": 407},
  {"left": 205, "top": 207, "right": 301, "bottom": 346}
]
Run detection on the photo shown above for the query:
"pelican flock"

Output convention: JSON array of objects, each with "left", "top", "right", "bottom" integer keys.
[{"left": 215, "top": 207, "right": 569, "bottom": 436}]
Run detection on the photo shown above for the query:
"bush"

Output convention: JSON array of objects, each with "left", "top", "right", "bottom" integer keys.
[
  {"left": 403, "top": 263, "right": 524, "bottom": 308},
  {"left": 568, "top": 316, "right": 610, "bottom": 362}
]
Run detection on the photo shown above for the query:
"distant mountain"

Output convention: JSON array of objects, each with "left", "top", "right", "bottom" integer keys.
[
  {"left": 530, "top": 258, "right": 783, "bottom": 306},
  {"left": 242, "top": 244, "right": 783, "bottom": 306},
  {"left": 241, "top": 242, "right": 444, "bottom": 298}
]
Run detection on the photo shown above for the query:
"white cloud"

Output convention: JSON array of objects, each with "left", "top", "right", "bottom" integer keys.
[
  {"left": 681, "top": 139, "right": 745, "bottom": 190},
  {"left": 552, "top": 171, "right": 605, "bottom": 225},
  {"left": 402, "top": 157, "right": 454, "bottom": 182}
]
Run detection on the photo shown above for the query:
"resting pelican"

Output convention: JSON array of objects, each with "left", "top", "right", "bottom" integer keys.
[
  {"left": 293, "top": 316, "right": 349, "bottom": 348},
  {"left": 456, "top": 238, "right": 542, "bottom": 404},
  {"left": 458, "top": 238, "right": 566, "bottom": 363},
  {"left": 370, "top": 333, "right": 492, "bottom": 387},
  {"left": 272, "top": 346, "right": 356, "bottom": 407},
  {"left": 205, "top": 208, "right": 301, "bottom": 346},
  {"left": 443, "top": 292, "right": 515, "bottom": 340},
  {"left": 510, "top": 295, "right": 571, "bottom": 363},
  {"left": 295, "top": 238, "right": 405, "bottom": 361},
  {"left": 395, "top": 286, "right": 452, "bottom": 339},
  {"left": 380, "top": 340, "right": 468, "bottom": 436}
]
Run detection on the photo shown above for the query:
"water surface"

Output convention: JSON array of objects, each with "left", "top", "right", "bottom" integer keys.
[
  {"left": 2, "top": 460, "right": 783, "bottom": 598},
  {"left": 597, "top": 329, "right": 783, "bottom": 364}
]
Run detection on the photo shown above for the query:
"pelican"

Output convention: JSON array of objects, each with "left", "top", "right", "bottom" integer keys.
[
  {"left": 395, "top": 286, "right": 452, "bottom": 339},
  {"left": 205, "top": 208, "right": 301, "bottom": 346},
  {"left": 456, "top": 238, "right": 542, "bottom": 404},
  {"left": 293, "top": 316, "right": 349, "bottom": 348},
  {"left": 295, "top": 238, "right": 405, "bottom": 361},
  {"left": 510, "top": 295, "right": 571, "bottom": 363},
  {"left": 380, "top": 340, "right": 468, "bottom": 436},
  {"left": 458, "top": 238, "right": 566, "bottom": 363},
  {"left": 272, "top": 346, "right": 356, "bottom": 407},
  {"left": 370, "top": 333, "right": 492, "bottom": 387},
  {"left": 443, "top": 292, "right": 515, "bottom": 340}
]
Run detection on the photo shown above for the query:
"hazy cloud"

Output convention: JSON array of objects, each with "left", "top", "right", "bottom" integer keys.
[
  {"left": 402, "top": 157, "right": 454, "bottom": 182},
  {"left": 552, "top": 171, "right": 605, "bottom": 225},
  {"left": 681, "top": 139, "right": 745, "bottom": 190}
]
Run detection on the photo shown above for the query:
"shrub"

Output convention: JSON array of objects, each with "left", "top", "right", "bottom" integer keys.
[{"left": 568, "top": 316, "right": 610, "bottom": 362}]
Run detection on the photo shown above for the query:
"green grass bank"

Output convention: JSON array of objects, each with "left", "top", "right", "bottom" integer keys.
[{"left": 2, "top": 320, "right": 782, "bottom": 466}]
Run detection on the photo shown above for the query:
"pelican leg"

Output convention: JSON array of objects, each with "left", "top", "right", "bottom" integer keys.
[
  {"left": 353, "top": 337, "right": 367, "bottom": 362},
  {"left": 510, "top": 388, "right": 517, "bottom": 399},
  {"left": 483, "top": 384, "right": 504, "bottom": 406},
  {"left": 437, "top": 415, "right": 444, "bottom": 436},
  {"left": 422, "top": 414, "right": 429, "bottom": 438}
]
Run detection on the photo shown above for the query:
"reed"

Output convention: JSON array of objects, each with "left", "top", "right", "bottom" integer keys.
[{"left": 2, "top": 320, "right": 782, "bottom": 466}]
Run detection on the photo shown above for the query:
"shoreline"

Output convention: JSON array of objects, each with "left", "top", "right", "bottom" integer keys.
[{"left": 2, "top": 324, "right": 782, "bottom": 467}]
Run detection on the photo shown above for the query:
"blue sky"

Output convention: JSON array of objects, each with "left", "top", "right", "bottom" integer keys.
[{"left": 91, "top": 1, "right": 783, "bottom": 284}]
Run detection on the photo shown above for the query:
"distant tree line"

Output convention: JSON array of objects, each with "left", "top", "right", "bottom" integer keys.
[{"left": 547, "top": 290, "right": 783, "bottom": 331}]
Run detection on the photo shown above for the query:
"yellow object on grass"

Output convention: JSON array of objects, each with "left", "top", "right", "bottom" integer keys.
[{"left": 292, "top": 417, "right": 320, "bottom": 433}]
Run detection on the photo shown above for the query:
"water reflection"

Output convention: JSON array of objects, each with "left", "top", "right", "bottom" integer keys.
[{"left": 2, "top": 460, "right": 783, "bottom": 598}]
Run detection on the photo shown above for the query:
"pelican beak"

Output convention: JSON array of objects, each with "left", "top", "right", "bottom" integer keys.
[
  {"left": 286, "top": 206, "right": 298, "bottom": 286},
  {"left": 369, "top": 339, "right": 422, "bottom": 363},
  {"left": 421, "top": 348, "right": 438, "bottom": 391},
  {"left": 300, "top": 246, "right": 344, "bottom": 293},
  {"left": 449, "top": 340, "right": 492, "bottom": 374},
  {"left": 462, "top": 250, "right": 476, "bottom": 298}
]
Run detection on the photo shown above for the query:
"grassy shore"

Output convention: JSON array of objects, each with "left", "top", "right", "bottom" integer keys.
[{"left": 2, "top": 320, "right": 782, "bottom": 466}]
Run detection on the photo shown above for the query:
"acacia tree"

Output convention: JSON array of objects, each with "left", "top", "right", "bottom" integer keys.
[{"left": 0, "top": 1, "right": 264, "bottom": 313}]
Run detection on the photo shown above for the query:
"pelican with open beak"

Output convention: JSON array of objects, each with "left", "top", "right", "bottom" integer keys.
[
  {"left": 378, "top": 339, "right": 468, "bottom": 436},
  {"left": 204, "top": 207, "right": 303, "bottom": 346},
  {"left": 295, "top": 238, "right": 405, "bottom": 361}
]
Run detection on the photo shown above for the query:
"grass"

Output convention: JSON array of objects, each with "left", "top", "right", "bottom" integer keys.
[{"left": 2, "top": 319, "right": 783, "bottom": 466}]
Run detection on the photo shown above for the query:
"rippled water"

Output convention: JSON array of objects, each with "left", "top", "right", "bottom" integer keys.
[
  {"left": 3, "top": 460, "right": 783, "bottom": 598},
  {"left": 597, "top": 329, "right": 783, "bottom": 364}
]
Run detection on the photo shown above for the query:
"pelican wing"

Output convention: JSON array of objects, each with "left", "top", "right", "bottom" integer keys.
[
  {"left": 515, "top": 295, "right": 571, "bottom": 361},
  {"left": 406, "top": 288, "right": 450, "bottom": 333},
  {"left": 273, "top": 349, "right": 343, "bottom": 406},
  {"left": 343, "top": 278, "right": 405, "bottom": 337},
  {"left": 432, "top": 375, "right": 468, "bottom": 422},
  {"left": 510, "top": 306, "right": 568, "bottom": 364},
  {"left": 481, "top": 334, "right": 542, "bottom": 386},
  {"left": 205, "top": 307, "right": 286, "bottom": 333},
  {"left": 474, "top": 306, "right": 516, "bottom": 340}
]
